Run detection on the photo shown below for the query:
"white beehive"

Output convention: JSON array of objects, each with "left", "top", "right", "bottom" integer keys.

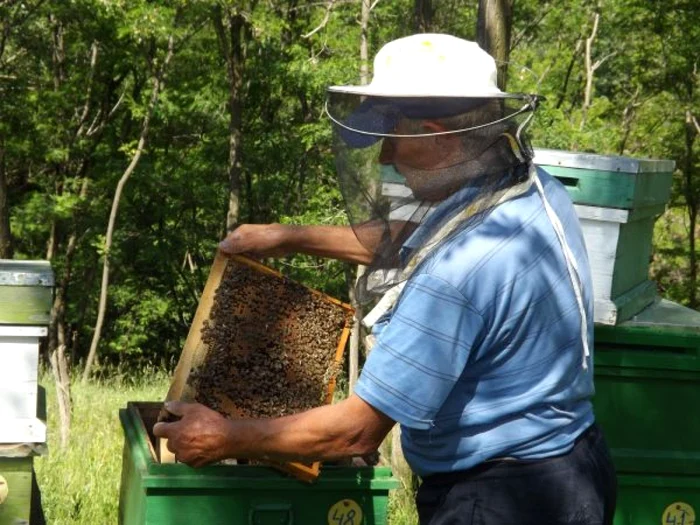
[
  {"left": 0, "top": 260, "right": 53, "bottom": 444},
  {"left": 534, "top": 149, "right": 674, "bottom": 325},
  {"left": 0, "top": 325, "right": 46, "bottom": 443}
]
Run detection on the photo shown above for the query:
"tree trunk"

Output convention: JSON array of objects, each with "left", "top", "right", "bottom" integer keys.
[
  {"left": 555, "top": 40, "right": 583, "bottom": 110},
  {"left": 82, "top": 36, "right": 175, "bottom": 382},
  {"left": 345, "top": 265, "right": 362, "bottom": 393},
  {"left": 414, "top": 0, "right": 433, "bottom": 32},
  {"left": 48, "top": 265, "right": 72, "bottom": 451},
  {"left": 685, "top": 110, "right": 698, "bottom": 307},
  {"left": 347, "top": 0, "right": 373, "bottom": 394},
  {"left": 46, "top": 177, "right": 90, "bottom": 446},
  {"left": 580, "top": 12, "right": 615, "bottom": 131},
  {"left": 581, "top": 12, "right": 599, "bottom": 130},
  {"left": 50, "top": 280, "right": 73, "bottom": 450},
  {"left": 213, "top": 7, "right": 246, "bottom": 231},
  {"left": 477, "top": 0, "right": 513, "bottom": 90},
  {"left": 618, "top": 87, "right": 641, "bottom": 155},
  {"left": 50, "top": 344, "right": 71, "bottom": 450},
  {"left": 0, "top": 140, "right": 13, "bottom": 258},
  {"left": 359, "top": 0, "right": 370, "bottom": 85}
]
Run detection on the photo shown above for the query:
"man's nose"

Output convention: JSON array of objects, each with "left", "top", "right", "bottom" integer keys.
[{"left": 379, "top": 138, "right": 394, "bottom": 164}]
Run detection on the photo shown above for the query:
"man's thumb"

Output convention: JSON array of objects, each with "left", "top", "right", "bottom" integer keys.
[
  {"left": 164, "top": 400, "right": 187, "bottom": 417},
  {"left": 218, "top": 237, "right": 234, "bottom": 254}
]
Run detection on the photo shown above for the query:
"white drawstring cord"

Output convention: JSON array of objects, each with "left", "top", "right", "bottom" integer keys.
[{"left": 532, "top": 169, "right": 591, "bottom": 370}]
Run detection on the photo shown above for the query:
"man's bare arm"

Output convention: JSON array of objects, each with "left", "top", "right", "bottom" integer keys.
[
  {"left": 219, "top": 224, "right": 374, "bottom": 265},
  {"left": 218, "top": 221, "right": 412, "bottom": 266},
  {"left": 152, "top": 394, "right": 395, "bottom": 468}
]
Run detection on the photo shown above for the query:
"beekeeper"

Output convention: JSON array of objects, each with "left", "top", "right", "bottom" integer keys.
[{"left": 154, "top": 33, "right": 617, "bottom": 525}]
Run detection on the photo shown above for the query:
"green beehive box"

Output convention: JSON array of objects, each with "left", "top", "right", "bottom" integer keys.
[
  {"left": 119, "top": 403, "right": 400, "bottom": 525},
  {"left": 592, "top": 299, "right": 700, "bottom": 476},
  {"left": 533, "top": 149, "right": 675, "bottom": 325},
  {"left": 0, "top": 390, "right": 47, "bottom": 525},
  {"left": 0, "top": 260, "right": 54, "bottom": 326},
  {"left": 0, "top": 456, "right": 33, "bottom": 525},
  {"left": 613, "top": 474, "right": 700, "bottom": 525}
]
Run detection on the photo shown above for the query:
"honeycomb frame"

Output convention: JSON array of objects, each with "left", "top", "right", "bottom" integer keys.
[{"left": 161, "top": 252, "right": 354, "bottom": 482}]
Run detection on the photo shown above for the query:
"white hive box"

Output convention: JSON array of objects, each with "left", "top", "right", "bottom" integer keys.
[
  {"left": 0, "top": 260, "right": 53, "bottom": 443},
  {"left": 533, "top": 149, "right": 675, "bottom": 325},
  {"left": 0, "top": 325, "right": 47, "bottom": 442}
]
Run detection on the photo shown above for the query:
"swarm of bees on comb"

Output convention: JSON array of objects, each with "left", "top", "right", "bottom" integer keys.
[{"left": 187, "top": 258, "right": 350, "bottom": 420}]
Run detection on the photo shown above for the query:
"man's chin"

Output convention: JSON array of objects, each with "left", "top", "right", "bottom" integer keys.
[{"left": 408, "top": 182, "right": 460, "bottom": 202}]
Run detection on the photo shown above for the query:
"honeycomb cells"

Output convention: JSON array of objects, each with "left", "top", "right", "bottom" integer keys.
[{"left": 189, "top": 260, "right": 349, "bottom": 420}]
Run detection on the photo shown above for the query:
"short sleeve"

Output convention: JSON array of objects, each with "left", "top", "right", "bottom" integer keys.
[{"left": 354, "top": 272, "right": 485, "bottom": 430}]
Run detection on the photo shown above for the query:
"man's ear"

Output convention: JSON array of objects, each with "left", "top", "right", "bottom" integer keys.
[
  {"left": 421, "top": 120, "right": 448, "bottom": 134},
  {"left": 422, "top": 120, "right": 460, "bottom": 150}
]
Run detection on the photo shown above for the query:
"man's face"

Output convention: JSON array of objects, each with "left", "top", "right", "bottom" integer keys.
[{"left": 379, "top": 119, "right": 464, "bottom": 201}]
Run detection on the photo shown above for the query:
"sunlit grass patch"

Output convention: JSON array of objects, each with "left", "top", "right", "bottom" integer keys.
[{"left": 35, "top": 369, "right": 170, "bottom": 524}]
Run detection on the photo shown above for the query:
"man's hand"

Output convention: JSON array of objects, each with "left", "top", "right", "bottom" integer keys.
[
  {"left": 153, "top": 401, "right": 234, "bottom": 468},
  {"left": 219, "top": 224, "right": 293, "bottom": 258}
]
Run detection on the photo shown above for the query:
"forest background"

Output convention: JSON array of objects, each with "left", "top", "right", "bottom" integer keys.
[{"left": 1, "top": 0, "right": 699, "bottom": 439}]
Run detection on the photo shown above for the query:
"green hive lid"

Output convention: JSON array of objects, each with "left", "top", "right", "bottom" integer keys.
[
  {"left": 619, "top": 298, "right": 700, "bottom": 332},
  {"left": 533, "top": 148, "right": 675, "bottom": 174},
  {"left": 595, "top": 299, "right": 700, "bottom": 349},
  {"left": 533, "top": 148, "right": 675, "bottom": 210},
  {"left": 0, "top": 260, "right": 54, "bottom": 287}
]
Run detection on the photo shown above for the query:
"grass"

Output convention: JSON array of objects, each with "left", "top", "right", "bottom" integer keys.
[
  {"left": 35, "top": 370, "right": 170, "bottom": 524},
  {"left": 34, "top": 369, "right": 418, "bottom": 524}
]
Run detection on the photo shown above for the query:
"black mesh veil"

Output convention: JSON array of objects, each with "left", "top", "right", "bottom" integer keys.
[{"left": 326, "top": 92, "right": 541, "bottom": 303}]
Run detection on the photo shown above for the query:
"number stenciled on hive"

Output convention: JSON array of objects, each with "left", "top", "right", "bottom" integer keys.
[
  {"left": 328, "top": 499, "right": 363, "bottom": 525},
  {"left": 662, "top": 501, "right": 696, "bottom": 525}
]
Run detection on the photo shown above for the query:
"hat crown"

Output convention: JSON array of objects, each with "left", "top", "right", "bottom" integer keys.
[{"left": 368, "top": 34, "right": 500, "bottom": 97}]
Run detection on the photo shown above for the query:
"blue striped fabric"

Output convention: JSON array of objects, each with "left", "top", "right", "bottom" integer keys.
[{"left": 354, "top": 167, "right": 596, "bottom": 477}]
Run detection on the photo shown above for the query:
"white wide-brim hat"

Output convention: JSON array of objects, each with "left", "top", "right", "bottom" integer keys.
[{"left": 328, "top": 33, "right": 531, "bottom": 99}]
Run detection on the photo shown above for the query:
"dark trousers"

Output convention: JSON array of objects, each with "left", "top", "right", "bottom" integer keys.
[{"left": 416, "top": 424, "right": 617, "bottom": 525}]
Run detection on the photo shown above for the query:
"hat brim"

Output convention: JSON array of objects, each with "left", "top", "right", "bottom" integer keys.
[
  {"left": 334, "top": 98, "right": 398, "bottom": 148},
  {"left": 330, "top": 96, "right": 503, "bottom": 149},
  {"left": 328, "top": 84, "right": 535, "bottom": 100}
]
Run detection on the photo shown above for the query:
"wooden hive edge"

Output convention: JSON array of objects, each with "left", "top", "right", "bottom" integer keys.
[
  {"left": 272, "top": 460, "right": 321, "bottom": 483},
  {"left": 228, "top": 254, "right": 354, "bottom": 313}
]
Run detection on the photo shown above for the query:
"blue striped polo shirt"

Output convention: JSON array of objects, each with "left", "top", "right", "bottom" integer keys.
[{"left": 354, "top": 166, "right": 596, "bottom": 477}]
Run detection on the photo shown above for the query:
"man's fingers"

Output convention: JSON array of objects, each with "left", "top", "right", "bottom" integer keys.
[
  {"left": 219, "top": 228, "right": 249, "bottom": 255},
  {"left": 152, "top": 422, "right": 170, "bottom": 439},
  {"left": 154, "top": 401, "right": 202, "bottom": 439}
]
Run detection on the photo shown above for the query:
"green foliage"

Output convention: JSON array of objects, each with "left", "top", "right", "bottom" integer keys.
[
  {"left": 652, "top": 207, "right": 691, "bottom": 303},
  {"left": 2, "top": 0, "right": 700, "bottom": 371}
]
